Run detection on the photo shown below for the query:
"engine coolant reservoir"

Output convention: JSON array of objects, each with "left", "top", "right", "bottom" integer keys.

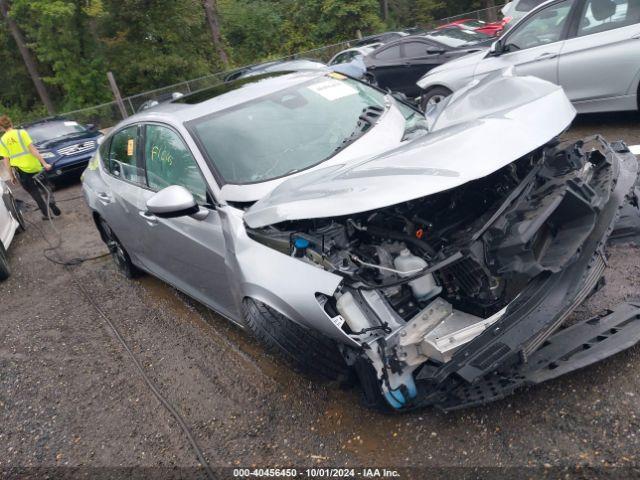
[
  {"left": 393, "top": 249, "right": 442, "bottom": 301},
  {"left": 336, "top": 292, "right": 371, "bottom": 334}
]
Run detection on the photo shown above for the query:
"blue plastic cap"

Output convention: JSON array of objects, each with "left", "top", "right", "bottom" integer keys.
[{"left": 294, "top": 237, "right": 310, "bottom": 249}]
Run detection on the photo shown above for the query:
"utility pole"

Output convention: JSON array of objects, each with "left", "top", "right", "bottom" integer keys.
[
  {"left": 203, "top": 0, "right": 230, "bottom": 69},
  {"left": 0, "top": 0, "right": 55, "bottom": 115},
  {"left": 107, "top": 71, "right": 128, "bottom": 120}
]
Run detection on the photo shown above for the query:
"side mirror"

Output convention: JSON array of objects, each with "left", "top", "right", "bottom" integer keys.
[
  {"left": 146, "top": 185, "right": 201, "bottom": 219},
  {"left": 489, "top": 39, "right": 504, "bottom": 56}
]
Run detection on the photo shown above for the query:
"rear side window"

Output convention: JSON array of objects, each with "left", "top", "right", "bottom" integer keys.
[
  {"left": 107, "top": 126, "right": 145, "bottom": 185},
  {"left": 403, "top": 41, "right": 430, "bottom": 58},
  {"left": 577, "top": 0, "right": 639, "bottom": 36},
  {"left": 374, "top": 45, "right": 401, "bottom": 60},
  {"left": 144, "top": 125, "right": 208, "bottom": 204}
]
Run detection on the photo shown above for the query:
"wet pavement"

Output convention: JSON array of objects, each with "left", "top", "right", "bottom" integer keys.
[{"left": 1, "top": 113, "right": 640, "bottom": 476}]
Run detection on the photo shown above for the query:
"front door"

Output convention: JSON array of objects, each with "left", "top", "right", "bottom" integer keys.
[
  {"left": 137, "top": 123, "right": 238, "bottom": 319},
  {"left": 368, "top": 44, "right": 407, "bottom": 92},
  {"left": 475, "top": 0, "right": 577, "bottom": 84}
]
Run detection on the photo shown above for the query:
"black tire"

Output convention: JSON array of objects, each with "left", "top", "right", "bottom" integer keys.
[
  {"left": 0, "top": 241, "right": 10, "bottom": 281},
  {"left": 242, "top": 298, "right": 349, "bottom": 380},
  {"left": 8, "top": 193, "right": 26, "bottom": 233},
  {"left": 99, "top": 218, "right": 141, "bottom": 279},
  {"left": 420, "top": 86, "right": 452, "bottom": 113}
]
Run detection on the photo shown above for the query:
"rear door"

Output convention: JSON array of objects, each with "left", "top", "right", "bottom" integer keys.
[
  {"left": 138, "top": 123, "right": 237, "bottom": 318},
  {"left": 475, "top": 0, "right": 578, "bottom": 84},
  {"left": 558, "top": 0, "right": 640, "bottom": 109}
]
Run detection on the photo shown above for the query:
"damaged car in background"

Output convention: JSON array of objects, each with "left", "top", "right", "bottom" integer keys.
[{"left": 83, "top": 69, "right": 640, "bottom": 411}]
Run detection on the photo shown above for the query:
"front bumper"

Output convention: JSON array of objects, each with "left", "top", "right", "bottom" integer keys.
[
  {"left": 46, "top": 154, "right": 94, "bottom": 179},
  {"left": 410, "top": 139, "right": 639, "bottom": 410}
]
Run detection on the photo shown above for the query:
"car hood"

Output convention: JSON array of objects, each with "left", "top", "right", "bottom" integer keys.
[
  {"left": 244, "top": 72, "right": 576, "bottom": 229},
  {"left": 416, "top": 49, "right": 487, "bottom": 88},
  {"left": 36, "top": 131, "right": 101, "bottom": 150}
]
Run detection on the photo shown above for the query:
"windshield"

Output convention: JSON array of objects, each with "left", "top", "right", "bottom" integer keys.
[
  {"left": 461, "top": 20, "right": 487, "bottom": 28},
  {"left": 425, "top": 29, "right": 490, "bottom": 47},
  {"left": 190, "top": 75, "right": 388, "bottom": 185},
  {"left": 27, "top": 121, "right": 87, "bottom": 143}
]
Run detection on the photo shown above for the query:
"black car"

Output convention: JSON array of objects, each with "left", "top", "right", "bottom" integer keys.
[
  {"left": 23, "top": 118, "right": 103, "bottom": 180},
  {"left": 364, "top": 31, "right": 493, "bottom": 98}
]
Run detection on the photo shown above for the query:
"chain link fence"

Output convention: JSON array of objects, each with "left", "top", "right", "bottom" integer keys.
[{"left": 57, "top": 4, "right": 507, "bottom": 130}]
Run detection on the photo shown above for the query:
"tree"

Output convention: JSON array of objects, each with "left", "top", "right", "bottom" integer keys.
[
  {"left": 203, "top": 0, "right": 229, "bottom": 68},
  {"left": 0, "top": 0, "right": 55, "bottom": 114},
  {"left": 9, "top": 0, "right": 112, "bottom": 110},
  {"left": 99, "top": 0, "right": 219, "bottom": 95}
]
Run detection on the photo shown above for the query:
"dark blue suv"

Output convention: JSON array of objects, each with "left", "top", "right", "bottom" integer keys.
[{"left": 23, "top": 118, "right": 103, "bottom": 180}]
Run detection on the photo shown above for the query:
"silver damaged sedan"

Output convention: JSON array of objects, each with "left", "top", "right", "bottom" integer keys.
[{"left": 83, "top": 69, "right": 640, "bottom": 410}]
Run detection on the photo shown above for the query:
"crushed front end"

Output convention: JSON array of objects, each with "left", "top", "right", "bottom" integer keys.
[{"left": 249, "top": 136, "right": 640, "bottom": 410}]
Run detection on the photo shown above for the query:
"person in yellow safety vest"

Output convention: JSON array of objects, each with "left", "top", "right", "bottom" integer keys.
[{"left": 0, "top": 115, "right": 61, "bottom": 220}]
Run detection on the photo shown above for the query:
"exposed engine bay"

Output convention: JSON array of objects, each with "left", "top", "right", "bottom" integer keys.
[{"left": 248, "top": 136, "right": 640, "bottom": 409}]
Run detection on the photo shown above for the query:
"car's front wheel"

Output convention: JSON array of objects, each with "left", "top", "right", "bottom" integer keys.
[
  {"left": 0, "top": 241, "right": 10, "bottom": 281},
  {"left": 7, "top": 192, "right": 26, "bottom": 233},
  {"left": 242, "top": 298, "right": 349, "bottom": 380},
  {"left": 99, "top": 218, "right": 141, "bottom": 279},
  {"left": 420, "top": 86, "right": 452, "bottom": 113}
]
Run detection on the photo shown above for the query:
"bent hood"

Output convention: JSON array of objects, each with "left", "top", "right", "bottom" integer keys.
[{"left": 244, "top": 72, "right": 576, "bottom": 229}]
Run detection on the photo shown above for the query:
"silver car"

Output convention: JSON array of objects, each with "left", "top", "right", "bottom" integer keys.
[
  {"left": 417, "top": 0, "right": 640, "bottom": 113},
  {"left": 82, "top": 70, "right": 640, "bottom": 410}
]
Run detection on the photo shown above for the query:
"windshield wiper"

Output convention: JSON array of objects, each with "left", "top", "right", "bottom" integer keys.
[{"left": 333, "top": 105, "right": 386, "bottom": 155}]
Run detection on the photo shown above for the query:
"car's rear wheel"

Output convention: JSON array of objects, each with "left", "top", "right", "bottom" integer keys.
[
  {"left": 0, "top": 241, "right": 10, "bottom": 281},
  {"left": 99, "top": 218, "right": 141, "bottom": 279},
  {"left": 242, "top": 298, "right": 349, "bottom": 380},
  {"left": 420, "top": 86, "right": 452, "bottom": 112}
]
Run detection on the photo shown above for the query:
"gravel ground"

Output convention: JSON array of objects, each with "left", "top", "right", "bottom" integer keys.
[{"left": 1, "top": 114, "right": 640, "bottom": 478}]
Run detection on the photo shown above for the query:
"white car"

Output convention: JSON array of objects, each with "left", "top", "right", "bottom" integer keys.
[
  {"left": 417, "top": 0, "right": 640, "bottom": 113},
  {"left": 502, "top": 0, "right": 549, "bottom": 24},
  {"left": 327, "top": 44, "right": 382, "bottom": 66},
  {"left": 0, "top": 179, "right": 26, "bottom": 281}
]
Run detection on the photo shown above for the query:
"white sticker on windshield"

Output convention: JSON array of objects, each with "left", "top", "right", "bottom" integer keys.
[
  {"left": 308, "top": 79, "right": 357, "bottom": 101},
  {"left": 64, "top": 121, "right": 79, "bottom": 127}
]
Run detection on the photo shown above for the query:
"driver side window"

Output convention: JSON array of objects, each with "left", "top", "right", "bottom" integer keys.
[
  {"left": 505, "top": 0, "right": 575, "bottom": 51},
  {"left": 143, "top": 125, "right": 208, "bottom": 204}
]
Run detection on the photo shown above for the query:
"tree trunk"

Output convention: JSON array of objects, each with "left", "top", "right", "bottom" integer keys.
[
  {"left": 381, "top": 0, "right": 389, "bottom": 21},
  {"left": 203, "top": 0, "right": 230, "bottom": 69},
  {"left": 485, "top": 0, "right": 498, "bottom": 22},
  {"left": 0, "top": 0, "right": 55, "bottom": 114}
]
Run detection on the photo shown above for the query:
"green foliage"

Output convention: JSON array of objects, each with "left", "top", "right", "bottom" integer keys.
[
  {"left": 1, "top": 0, "right": 492, "bottom": 119},
  {"left": 99, "top": 0, "right": 221, "bottom": 94},
  {"left": 10, "top": 0, "right": 112, "bottom": 110}
]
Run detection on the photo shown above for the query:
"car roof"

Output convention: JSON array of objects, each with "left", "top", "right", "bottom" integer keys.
[{"left": 125, "top": 70, "right": 330, "bottom": 124}]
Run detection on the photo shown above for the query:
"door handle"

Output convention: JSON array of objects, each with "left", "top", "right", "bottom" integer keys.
[
  {"left": 97, "top": 192, "right": 112, "bottom": 204},
  {"left": 138, "top": 210, "right": 158, "bottom": 225},
  {"left": 535, "top": 52, "right": 558, "bottom": 61}
]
